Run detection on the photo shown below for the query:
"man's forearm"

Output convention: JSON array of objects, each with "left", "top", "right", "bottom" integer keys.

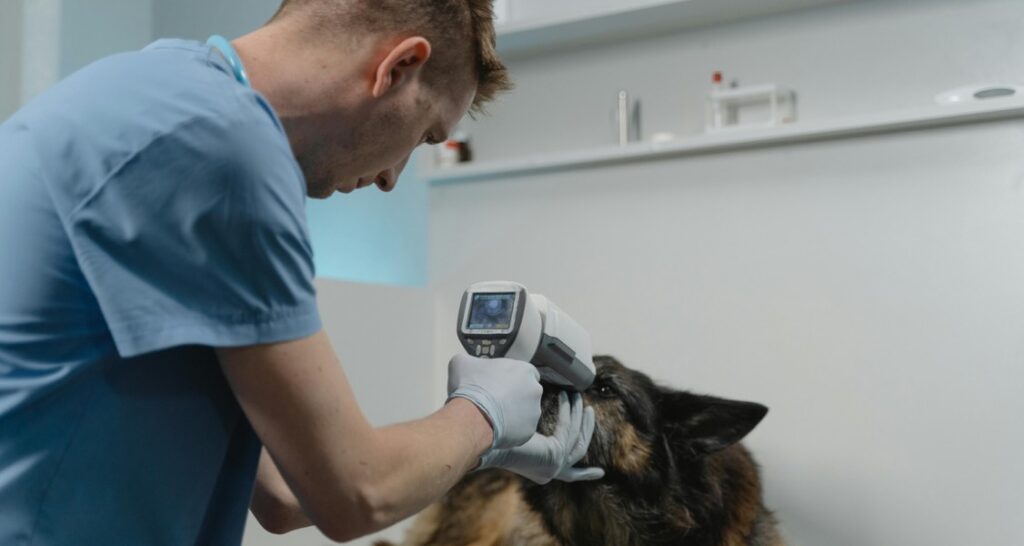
[
  {"left": 342, "top": 397, "right": 493, "bottom": 530},
  {"left": 252, "top": 398, "right": 492, "bottom": 537},
  {"left": 251, "top": 449, "right": 313, "bottom": 534},
  {"left": 221, "top": 332, "right": 506, "bottom": 542}
]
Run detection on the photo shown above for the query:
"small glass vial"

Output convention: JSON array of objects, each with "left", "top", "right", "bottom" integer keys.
[{"left": 707, "top": 71, "right": 725, "bottom": 130}]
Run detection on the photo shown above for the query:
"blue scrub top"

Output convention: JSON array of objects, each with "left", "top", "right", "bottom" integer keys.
[{"left": 0, "top": 40, "right": 322, "bottom": 545}]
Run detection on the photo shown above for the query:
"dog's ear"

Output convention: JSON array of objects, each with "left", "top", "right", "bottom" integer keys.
[{"left": 660, "top": 391, "right": 768, "bottom": 456}]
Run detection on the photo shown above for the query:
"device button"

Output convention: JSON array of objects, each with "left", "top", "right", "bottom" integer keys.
[
  {"left": 482, "top": 340, "right": 492, "bottom": 346},
  {"left": 498, "top": 339, "right": 507, "bottom": 345},
  {"left": 488, "top": 346, "right": 496, "bottom": 356},
  {"left": 475, "top": 345, "right": 483, "bottom": 356}
]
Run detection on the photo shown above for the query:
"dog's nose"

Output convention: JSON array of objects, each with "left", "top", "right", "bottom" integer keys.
[{"left": 540, "top": 382, "right": 565, "bottom": 408}]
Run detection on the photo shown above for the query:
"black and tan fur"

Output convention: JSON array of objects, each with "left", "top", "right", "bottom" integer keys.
[{"left": 378, "top": 356, "right": 784, "bottom": 546}]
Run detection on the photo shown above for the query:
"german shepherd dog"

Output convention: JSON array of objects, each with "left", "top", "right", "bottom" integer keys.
[{"left": 378, "top": 356, "right": 784, "bottom": 546}]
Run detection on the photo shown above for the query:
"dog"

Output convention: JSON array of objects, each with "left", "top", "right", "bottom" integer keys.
[{"left": 378, "top": 356, "right": 784, "bottom": 546}]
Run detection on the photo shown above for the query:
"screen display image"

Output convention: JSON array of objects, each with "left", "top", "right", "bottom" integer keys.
[{"left": 466, "top": 293, "right": 516, "bottom": 330}]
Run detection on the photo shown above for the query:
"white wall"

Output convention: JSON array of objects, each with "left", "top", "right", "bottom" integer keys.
[
  {"left": 0, "top": 0, "right": 23, "bottom": 120},
  {"left": 0, "top": 0, "right": 153, "bottom": 117},
  {"left": 18, "top": 0, "right": 62, "bottom": 106},
  {"left": 432, "top": 120, "right": 1024, "bottom": 545},
  {"left": 59, "top": 0, "right": 154, "bottom": 77},
  {"left": 430, "top": 1, "right": 1024, "bottom": 544},
  {"left": 153, "top": 0, "right": 279, "bottom": 40},
  {"left": 244, "top": 279, "right": 435, "bottom": 546}
]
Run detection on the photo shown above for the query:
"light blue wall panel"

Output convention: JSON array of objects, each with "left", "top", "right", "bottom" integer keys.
[{"left": 305, "top": 153, "right": 429, "bottom": 287}]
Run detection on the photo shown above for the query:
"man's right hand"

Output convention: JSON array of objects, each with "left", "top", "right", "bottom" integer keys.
[
  {"left": 478, "top": 391, "right": 604, "bottom": 484},
  {"left": 446, "top": 353, "right": 543, "bottom": 449}
]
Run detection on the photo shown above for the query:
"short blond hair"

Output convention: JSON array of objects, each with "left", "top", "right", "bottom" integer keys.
[{"left": 271, "top": 0, "right": 512, "bottom": 113}]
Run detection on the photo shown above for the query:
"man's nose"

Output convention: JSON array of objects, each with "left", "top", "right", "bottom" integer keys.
[{"left": 375, "top": 171, "right": 396, "bottom": 192}]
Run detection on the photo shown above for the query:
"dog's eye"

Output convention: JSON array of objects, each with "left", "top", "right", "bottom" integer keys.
[{"left": 594, "top": 383, "right": 616, "bottom": 398}]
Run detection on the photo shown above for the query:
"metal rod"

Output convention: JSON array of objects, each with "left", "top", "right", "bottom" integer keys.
[{"left": 618, "top": 90, "right": 629, "bottom": 147}]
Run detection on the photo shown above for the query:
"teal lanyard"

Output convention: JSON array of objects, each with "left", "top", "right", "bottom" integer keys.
[{"left": 206, "top": 35, "right": 250, "bottom": 88}]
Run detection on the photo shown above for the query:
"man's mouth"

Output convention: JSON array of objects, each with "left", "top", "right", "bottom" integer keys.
[
  {"left": 335, "top": 178, "right": 376, "bottom": 194},
  {"left": 350, "top": 176, "right": 391, "bottom": 192}
]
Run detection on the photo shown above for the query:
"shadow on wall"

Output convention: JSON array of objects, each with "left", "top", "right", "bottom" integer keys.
[{"left": 764, "top": 464, "right": 873, "bottom": 546}]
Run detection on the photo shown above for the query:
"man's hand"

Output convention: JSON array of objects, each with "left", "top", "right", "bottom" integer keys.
[
  {"left": 446, "top": 353, "right": 543, "bottom": 449},
  {"left": 478, "top": 391, "right": 605, "bottom": 484}
]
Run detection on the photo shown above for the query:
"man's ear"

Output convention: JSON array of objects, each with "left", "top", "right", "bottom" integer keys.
[
  {"left": 372, "top": 37, "right": 432, "bottom": 98},
  {"left": 660, "top": 391, "right": 768, "bottom": 456}
]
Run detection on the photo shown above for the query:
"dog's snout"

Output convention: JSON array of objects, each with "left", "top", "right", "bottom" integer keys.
[{"left": 537, "top": 383, "right": 566, "bottom": 435}]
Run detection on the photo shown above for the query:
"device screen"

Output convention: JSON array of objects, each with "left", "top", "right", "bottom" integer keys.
[{"left": 467, "top": 292, "right": 516, "bottom": 330}]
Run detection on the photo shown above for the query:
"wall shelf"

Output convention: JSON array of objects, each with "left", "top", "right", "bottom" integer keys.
[
  {"left": 423, "top": 99, "right": 1024, "bottom": 184},
  {"left": 496, "top": 0, "right": 853, "bottom": 58}
]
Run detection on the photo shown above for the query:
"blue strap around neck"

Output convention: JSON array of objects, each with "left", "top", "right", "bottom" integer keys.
[{"left": 206, "top": 35, "right": 250, "bottom": 88}]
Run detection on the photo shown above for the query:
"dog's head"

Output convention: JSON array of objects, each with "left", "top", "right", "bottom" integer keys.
[{"left": 539, "top": 355, "right": 768, "bottom": 486}]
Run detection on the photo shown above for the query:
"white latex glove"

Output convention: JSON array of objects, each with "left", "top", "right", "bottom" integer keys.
[
  {"left": 447, "top": 353, "right": 543, "bottom": 449},
  {"left": 479, "top": 391, "right": 605, "bottom": 484}
]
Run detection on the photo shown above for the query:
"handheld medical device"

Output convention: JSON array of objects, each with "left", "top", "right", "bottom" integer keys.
[{"left": 457, "top": 281, "right": 596, "bottom": 391}]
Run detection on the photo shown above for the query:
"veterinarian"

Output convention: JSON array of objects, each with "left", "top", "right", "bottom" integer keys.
[{"left": 0, "top": 1, "right": 602, "bottom": 544}]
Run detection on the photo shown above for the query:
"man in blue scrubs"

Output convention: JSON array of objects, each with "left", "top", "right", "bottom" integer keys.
[{"left": 0, "top": 0, "right": 602, "bottom": 544}]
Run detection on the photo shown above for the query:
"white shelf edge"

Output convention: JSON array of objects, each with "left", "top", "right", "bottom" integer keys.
[{"left": 422, "top": 99, "right": 1024, "bottom": 185}]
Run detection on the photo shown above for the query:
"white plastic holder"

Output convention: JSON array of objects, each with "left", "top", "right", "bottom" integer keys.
[
  {"left": 935, "top": 84, "right": 1022, "bottom": 105},
  {"left": 706, "top": 83, "right": 797, "bottom": 133},
  {"left": 493, "top": 0, "right": 511, "bottom": 26}
]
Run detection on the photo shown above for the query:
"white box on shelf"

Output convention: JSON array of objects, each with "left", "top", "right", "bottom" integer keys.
[
  {"left": 493, "top": 0, "right": 510, "bottom": 26},
  {"left": 706, "top": 83, "right": 797, "bottom": 132}
]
